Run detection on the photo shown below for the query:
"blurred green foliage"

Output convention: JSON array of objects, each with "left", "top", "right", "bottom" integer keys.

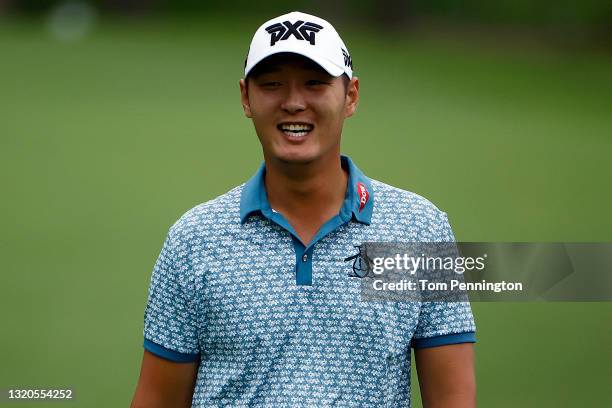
[
  {"left": 9, "top": 0, "right": 612, "bottom": 26},
  {"left": 413, "top": 0, "right": 612, "bottom": 25}
]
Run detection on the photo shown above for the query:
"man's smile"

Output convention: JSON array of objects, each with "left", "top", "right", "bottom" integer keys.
[{"left": 277, "top": 122, "right": 315, "bottom": 138}]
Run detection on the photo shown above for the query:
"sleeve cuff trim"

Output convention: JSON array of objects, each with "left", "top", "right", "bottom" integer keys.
[
  {"left": 143, "top": 339, "right": 200, "bottom": 363},
  {"left": 412, "top": 332, "right": 476, "bottom": 349}
]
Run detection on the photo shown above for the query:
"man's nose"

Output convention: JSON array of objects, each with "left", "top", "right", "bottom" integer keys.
[{"left": 280, "top": 84, "right": 306, "bottom": 113}]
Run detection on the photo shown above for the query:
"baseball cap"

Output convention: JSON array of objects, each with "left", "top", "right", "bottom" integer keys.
[{"left": 244, "top": 11, "right": 353, "bottom": 79}]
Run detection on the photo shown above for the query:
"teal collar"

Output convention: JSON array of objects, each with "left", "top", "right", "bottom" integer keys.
[{"left": 240, "top": 155, "right": 373, "bottom": 225}]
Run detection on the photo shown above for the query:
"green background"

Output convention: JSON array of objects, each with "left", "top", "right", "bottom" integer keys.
[{"left": 1, "top": 13, "right": 611, "bottom": 408}]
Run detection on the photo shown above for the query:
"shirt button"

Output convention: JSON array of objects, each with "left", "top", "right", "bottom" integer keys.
[{"left": 302, "top": 254, "right": 308, "bottom": 262}]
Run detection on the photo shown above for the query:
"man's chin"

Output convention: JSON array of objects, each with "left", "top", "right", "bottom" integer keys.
[
  {"left": 269, "top": 149, "right": 321, "bottom": 166},
  {"left": 277, "top": 155, "right": 317, "bottom": 166},
  {"left": 266, "top": 145, "right": 321, "bottom": 164},
  {"left": 264, "top": 143, "right": 340, "bottom": 167}
]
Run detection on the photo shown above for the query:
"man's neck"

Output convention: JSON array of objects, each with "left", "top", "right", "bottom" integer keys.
[{"left": 263, "top": 154, "right": 348, "bottom": 243}]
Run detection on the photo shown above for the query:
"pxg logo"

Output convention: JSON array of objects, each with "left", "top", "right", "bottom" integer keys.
[{"left": 265, "top": 20, "right": 324, "bottom": 46}]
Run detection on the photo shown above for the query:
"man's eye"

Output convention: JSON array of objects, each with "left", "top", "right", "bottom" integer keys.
[
  {"left": 307, "top": 80, "right": 326, "bottom": 86},
  {"left": 261, "top": 82, "right": 281, "bottom": 87}
]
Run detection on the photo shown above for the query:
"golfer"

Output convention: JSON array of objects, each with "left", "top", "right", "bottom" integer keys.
[{"left": 131, "top": 11, "right": 476, "bottom": 408}]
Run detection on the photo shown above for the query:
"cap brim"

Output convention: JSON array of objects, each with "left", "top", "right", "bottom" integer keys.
[{"left": 245, "top": 48, "right": 345, "bottom": 78}]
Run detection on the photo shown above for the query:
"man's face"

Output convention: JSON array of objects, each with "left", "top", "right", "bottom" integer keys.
[{"left": 240, "top": 54, "right": 359, "bottom": 165}]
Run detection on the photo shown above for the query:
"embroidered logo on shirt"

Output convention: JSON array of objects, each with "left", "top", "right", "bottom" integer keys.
[
  {"left": 344, "top": 244, "right": 372, "bottom": 278},
  {"left": 357, "top": 182, "right": 369, "bottom": 212}
]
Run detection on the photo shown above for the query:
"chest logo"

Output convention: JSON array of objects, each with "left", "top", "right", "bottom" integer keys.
[
  {"left": 357, "top": 182, "right": 369, "bottom": 212},
  {"left": 344, "top": 245, "right": 373, "bottom": 278}
]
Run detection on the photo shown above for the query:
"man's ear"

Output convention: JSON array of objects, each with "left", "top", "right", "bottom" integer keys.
[
  {"left": 239, "top": 79, "right": 253, "bottom": 118},
  {"left": 344, "top": 76, "right": 359, "bottom": 118}
]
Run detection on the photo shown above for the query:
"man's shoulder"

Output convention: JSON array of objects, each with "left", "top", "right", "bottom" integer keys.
[
  {"left": 369, "top": 179, "right": 454, "bottom": 241},
  {"left": 370, "top": 178, "right": 446, "bottom": 216},
  {"left": 167, "top": 184, "right": 245, "bottom": 239}
]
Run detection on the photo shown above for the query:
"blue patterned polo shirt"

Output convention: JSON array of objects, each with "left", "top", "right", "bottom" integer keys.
[{"left": 142, "top": 155, "right": 476, "bottom": 407}]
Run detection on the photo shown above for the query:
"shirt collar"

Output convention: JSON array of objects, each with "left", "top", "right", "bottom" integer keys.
[{"left": 240, "top": 155, "right": 374, "bottom": 225}]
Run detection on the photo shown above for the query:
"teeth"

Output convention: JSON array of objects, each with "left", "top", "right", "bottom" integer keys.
[
  {"left": 283, "top": 130, "right": 308, "bottom": 137},
  {"left": 280, "top": 123, "right": 313, "bottom": 132}
]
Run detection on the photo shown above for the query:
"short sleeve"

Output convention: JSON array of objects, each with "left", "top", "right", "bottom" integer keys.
[
  {"left": 411, "top": 211, "right": 477, "bottom": 349},
  {"left": 143, "top": 226, "right": 200, "bottom": 362}
]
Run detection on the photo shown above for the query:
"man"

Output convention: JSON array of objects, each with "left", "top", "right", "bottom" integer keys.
[{"left": 131, "top": 11, "right": 476, "bottom": 408}]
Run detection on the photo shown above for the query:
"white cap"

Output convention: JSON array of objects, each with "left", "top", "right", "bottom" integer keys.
[{"left": 244, "top": 11, "right": 353, "bottom": 79}]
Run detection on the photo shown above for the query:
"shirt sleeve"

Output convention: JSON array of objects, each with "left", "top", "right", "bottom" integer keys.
[
  {"left": 411, "top": 211, "right": 477, "bottom": 349},
  {"left": 142, "top": 225, "right": 200, "bottom": 362}
]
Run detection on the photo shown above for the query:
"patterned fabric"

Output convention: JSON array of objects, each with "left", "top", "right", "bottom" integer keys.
[{"left": 143, "top": 156, "right": 476, "bottom": 407}]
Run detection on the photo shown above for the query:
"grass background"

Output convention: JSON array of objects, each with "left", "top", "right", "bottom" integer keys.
[{"left": 1, "top": 15, "right": 611, "bottom": 407}]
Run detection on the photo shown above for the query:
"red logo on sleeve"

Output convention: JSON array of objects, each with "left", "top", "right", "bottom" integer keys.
[{"left": 357, "top": 182, "right": 369, "bottom": 212}]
